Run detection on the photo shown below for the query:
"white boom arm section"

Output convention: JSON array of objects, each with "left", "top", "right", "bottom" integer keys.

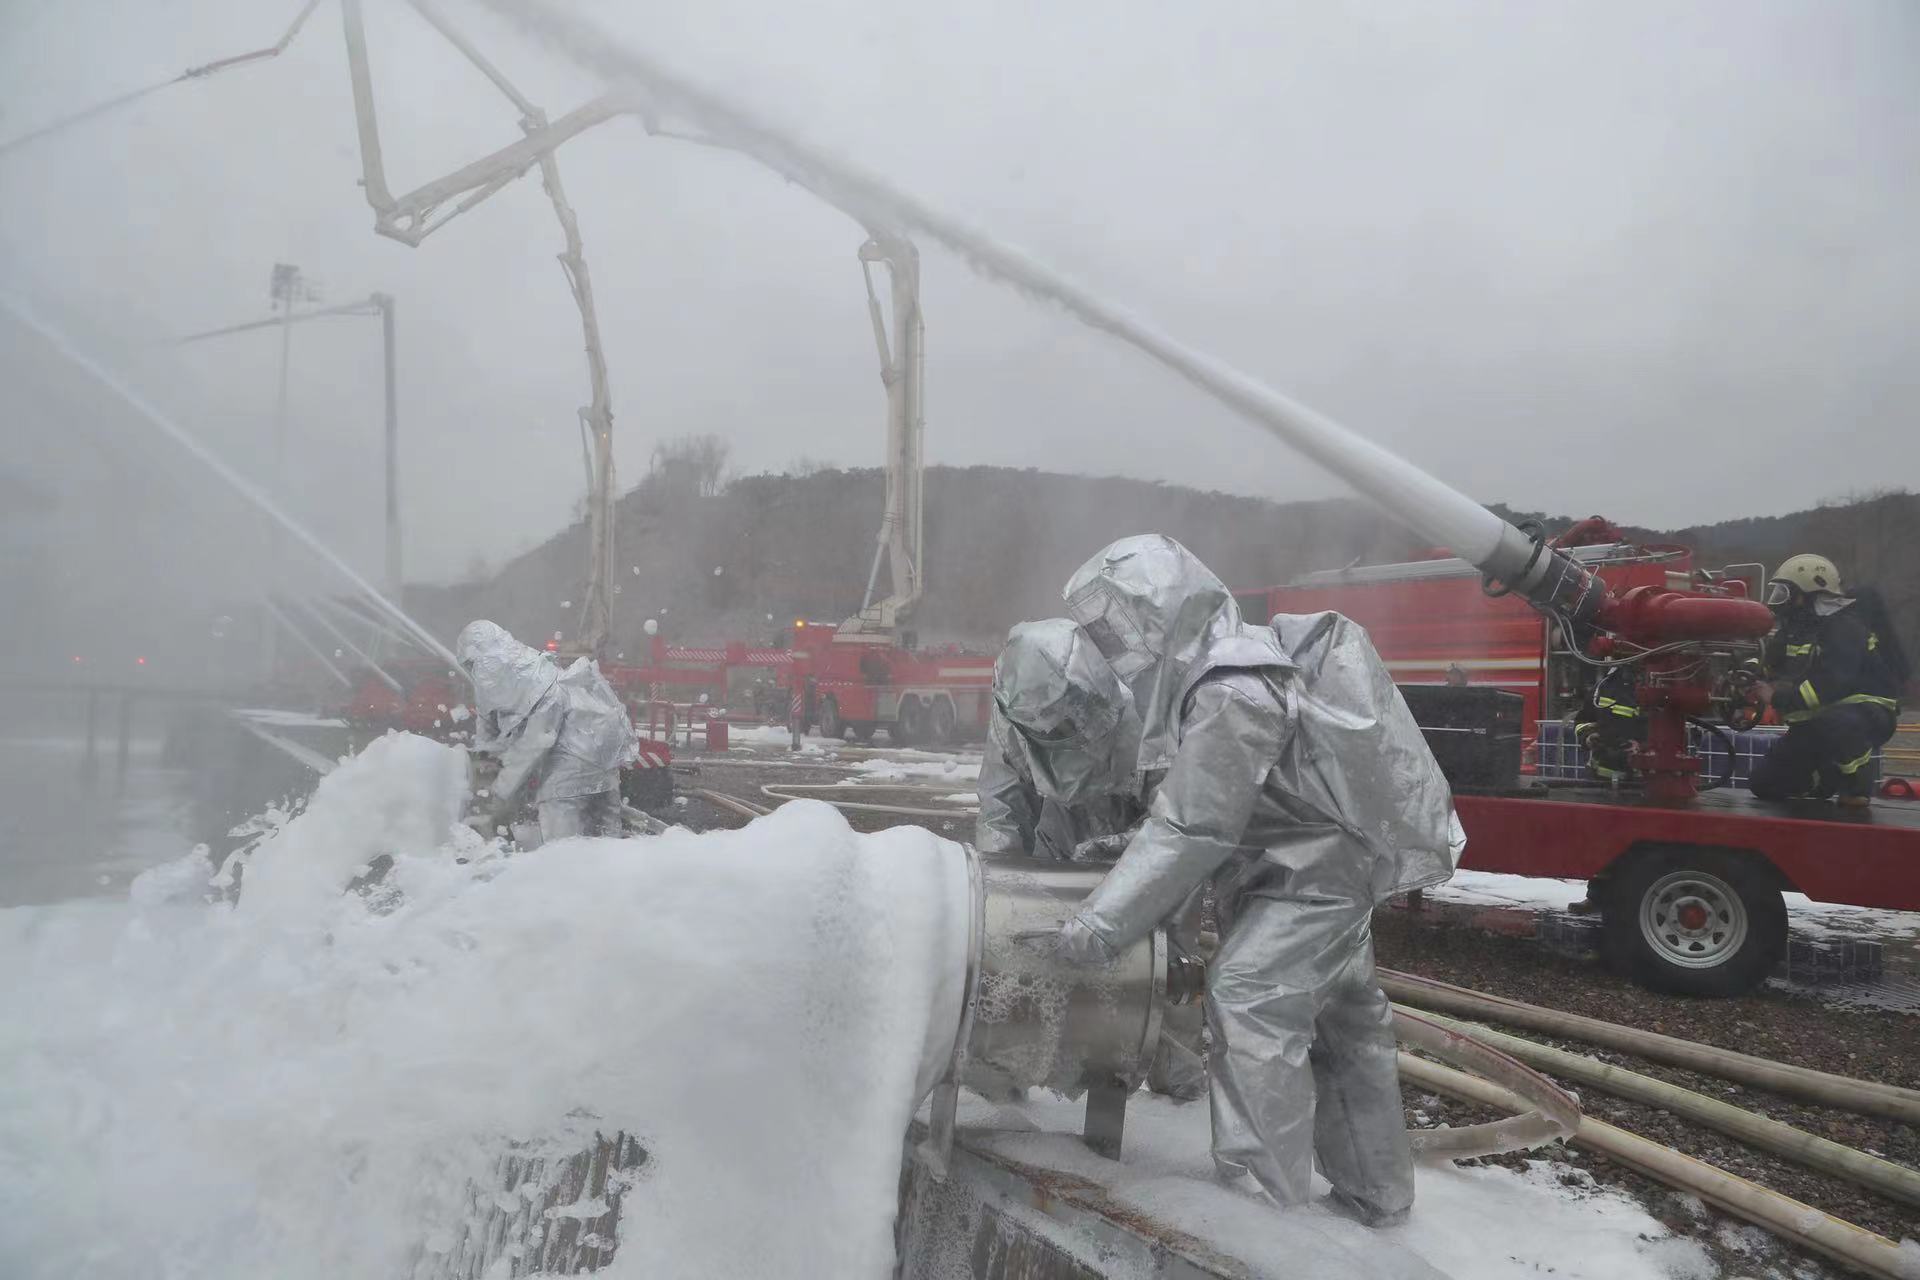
[
  {"left": 844, "top": 234, "right": 926, "bottom": 638},
  {"left": 336, "top": 0, "right": 936, "bottom": 655},
  {"left": 340, "top": 0, "right": 621, "bottom": 654}
]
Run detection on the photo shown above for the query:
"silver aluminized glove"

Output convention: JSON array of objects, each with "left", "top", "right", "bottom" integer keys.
[
  {"left": 1071, "top": 832, "right": 1134, "bottom": 863},
  {"left": 1057, "top": 914, "right": 1118, "bottom": 966}
]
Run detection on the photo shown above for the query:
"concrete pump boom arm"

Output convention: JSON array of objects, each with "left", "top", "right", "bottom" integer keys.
[
  {"left": 0, "top": 0, "right": 322, "bottom": 157},
  {"left": 847, "top": 234, "right": 927, "bottom": 636},
  {"left": 339, "top": 0, "right": 621, "bottom": 653},
  {"left": 337, "top": 0, "right": 935, "bottom": 654}
]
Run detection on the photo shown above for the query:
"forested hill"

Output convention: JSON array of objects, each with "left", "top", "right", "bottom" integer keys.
[{"left": 408, "top": 463, "right": 1916, "bottom": 663}]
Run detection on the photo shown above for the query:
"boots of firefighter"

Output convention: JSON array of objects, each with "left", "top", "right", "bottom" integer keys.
[
  {"left": 1836, "top": 767, "right": 1874, "bottom": 808},
  {"left": 1834, "top": 740, "right": 1881, "bottom": 807},
  {"left": 1324, "top": 1186, "right": 1412, "bottom": 1229}
]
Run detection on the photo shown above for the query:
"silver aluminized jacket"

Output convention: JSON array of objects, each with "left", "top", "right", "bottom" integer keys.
[
  {"left": 455, "top": 621, "right": 639, "bottom": 834},
  {"left": 1059, "top": 536, "right": 1461, "bottom": 1220}
]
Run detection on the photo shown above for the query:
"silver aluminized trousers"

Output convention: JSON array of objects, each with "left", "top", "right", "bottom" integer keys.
[{"left": 1207, "top": 891, "right": 1411, "bottom": 1215}]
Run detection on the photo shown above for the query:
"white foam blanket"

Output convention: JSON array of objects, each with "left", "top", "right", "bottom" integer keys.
[{"left": 0, "top": 733, "right": 970, "bottom": 1279}]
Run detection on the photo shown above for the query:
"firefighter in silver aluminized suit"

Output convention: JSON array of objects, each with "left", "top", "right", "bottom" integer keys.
[
  {"left": 456, "top": 620, "right": 640, "bottom": 842},
  {"left": 977, "top": 619, "right": 1143, "bottom": 863},
  {"left": 1053, "top": 535, "right": 1462, "bottom": 1225},
  {"left": 975, "top": 619, "right": 1209, "bottom": 1100}
]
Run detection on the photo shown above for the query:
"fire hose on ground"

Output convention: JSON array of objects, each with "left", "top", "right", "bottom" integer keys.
[
  {"left": 686, "top": 787, "right": 773, "bottom": 822},
  {"left": 1404, "top": 1007, "right": 1920, "bottom": 1209},
  {"left": 760, "top": 781, "right": 974, "bottom": 818},
  {"left": 1388, "top": 968, "right": 1920, "bottom": 1280},
  {"left": 1392, "top": 1008, "right": 1581, "bottom": 1158},
  {"left": 1397, "top": 1054, "right": 1920, "bottom": 1280},
  {"left": 1379, "top": 968, "right": 1920, "bottom": 1123},
  {"left": 685, "top": 778, "right": 973, "bottom": 821}
]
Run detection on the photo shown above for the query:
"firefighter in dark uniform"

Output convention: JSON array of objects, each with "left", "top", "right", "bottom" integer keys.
[
  {"left": 1749, "top": 554, "right": 1906, "bottom": 806},
  {"left": 1577, "top": 665, "right": 1646, "bottom": 783}
]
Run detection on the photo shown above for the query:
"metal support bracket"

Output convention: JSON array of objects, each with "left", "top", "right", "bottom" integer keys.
[{"left": 1082, "top": 1077, "right": 1130, "bottom": 1160}]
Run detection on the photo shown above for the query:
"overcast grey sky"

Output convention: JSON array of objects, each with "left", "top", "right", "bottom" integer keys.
[{"left": 2, "top": 0, "right": 1916, "bottom": 596}]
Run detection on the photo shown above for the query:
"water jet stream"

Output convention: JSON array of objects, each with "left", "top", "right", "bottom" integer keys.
[
  {"left": 1, "top": 293, "right": 460, "bottom": 673},
  {"left": 471, "top": 0, "right": 1531, "bottom": 580}
]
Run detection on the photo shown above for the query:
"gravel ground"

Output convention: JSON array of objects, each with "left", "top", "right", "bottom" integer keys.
[{"left": 676, "top": 747, "right": 1920, "bottom": 1275}]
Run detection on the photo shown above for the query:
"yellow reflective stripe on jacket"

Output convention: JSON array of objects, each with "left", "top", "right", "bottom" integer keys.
[
  {"left": 1784, "top": 692, "right": 1899, "bottom": 724},
  {"left": 1867, "top": 632, "right": 1879, "bottom": 651},
  {"left": 1783, "top": 643, "right": 1815, "bottom": 657},
  {"left": 1840, "top": 693, "right": 1899, "bottom": 712},
  {"left": 1836, "top": 749, "right": 1875, "bottom": 776},
  {"left": 1799, "top": 680, "right": 1820, "bottom": 710},
  {"left": 1610, "top": 704, "right": 1640, "bottom": 718}
]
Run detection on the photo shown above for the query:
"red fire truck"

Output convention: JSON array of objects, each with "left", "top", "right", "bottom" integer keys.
[
  {"left": 781, "top": 618, "right": 995, "bottom": 745},
  {"left": 765, "top": 234, "right": 998, "bottom": 746},
  {"left": 602, "top": 635, "right": 793, "bottom": 716},
  {"left": 1241, "top": 525, "right": 1920, "bottom": 996}
]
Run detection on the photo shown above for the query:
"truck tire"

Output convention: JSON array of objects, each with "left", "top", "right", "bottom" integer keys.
[
  {"left": 819, "top": 695, "right": 846, "bottom": 740},
  {"left": 1600, "top": 848, "right": 1787, "bottom": 997},
  {"left": 929, "top": 695, "right": 958, "bottom": 745},
  {"left": 893, "top": 695, "right": 927, "bottom": 746},
  {"left": 847, "top": 722, "right": 875, "bottom": 744}
]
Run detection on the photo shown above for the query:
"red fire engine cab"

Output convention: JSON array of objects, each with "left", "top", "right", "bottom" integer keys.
[
  {"left": 780, "top": 619, "right": 995, "bottom": 746},
  {"left": 1241, "top": 526, "right": 1920, "bottom": 997}
]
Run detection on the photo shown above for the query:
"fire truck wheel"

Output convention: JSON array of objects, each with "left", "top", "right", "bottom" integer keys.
[
  {"left": 621, "top": 765, "right": 674, "bottom": 816},
  {"left": 893, "top": 695, "right": 928, "bottom": 746},
  {"left": 929, "top": 696, "right": 958, "bottom": 745},
  {"left": 819, "top": 695, "right": 847, "bottom": 740},
  {"left": 1600, "top": 849, "right": 1787, "bottom": 997},
  {"left": 847, "top": 722, "right": 875, "bottom": 743}
]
